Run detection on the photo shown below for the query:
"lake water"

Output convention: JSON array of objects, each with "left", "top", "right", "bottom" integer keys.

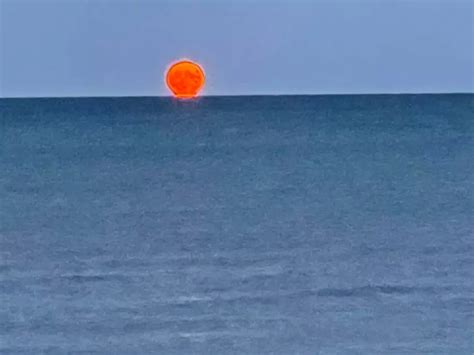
[{"left": 1, "top": 94, "right": 473, "bottom": 354}]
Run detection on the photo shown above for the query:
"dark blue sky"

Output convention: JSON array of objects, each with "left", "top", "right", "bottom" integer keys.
[{"left": 1, "top": 0, "right": 473, "bottom": 97}]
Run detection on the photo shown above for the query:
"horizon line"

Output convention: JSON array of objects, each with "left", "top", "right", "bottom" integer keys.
[{"left": 0, "top": 92, "right": 473, "bottom": 100}]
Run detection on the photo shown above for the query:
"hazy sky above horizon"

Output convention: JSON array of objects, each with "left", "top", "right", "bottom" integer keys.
[{"left": 1, "top": 0, "right": 473, "bottom": 97}]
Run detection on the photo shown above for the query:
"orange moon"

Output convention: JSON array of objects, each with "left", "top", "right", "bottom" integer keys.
[{"left": 165, "top": 60, "right": 205, "bottom": 98}]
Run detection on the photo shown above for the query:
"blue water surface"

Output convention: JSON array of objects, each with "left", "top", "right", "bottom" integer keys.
[{"left": 0, "top": 95, "right": 473, "bottom": 354}]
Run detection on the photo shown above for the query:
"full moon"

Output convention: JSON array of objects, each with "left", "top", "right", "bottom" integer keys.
[{"left": 165, "top": 60, "right": 205, "bottom": 99}]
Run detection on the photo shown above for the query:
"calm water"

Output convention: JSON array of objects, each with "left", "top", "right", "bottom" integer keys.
[{"left": 0, "top": 95, "right": 473, "bottom": 354}]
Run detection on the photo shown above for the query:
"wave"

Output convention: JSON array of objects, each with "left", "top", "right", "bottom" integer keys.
[
  {"left": 316, "top": 284, "right": 440, "bottom": 298},
  {"left": 61, "top": 273, "right": 128, "bottom": 283}
]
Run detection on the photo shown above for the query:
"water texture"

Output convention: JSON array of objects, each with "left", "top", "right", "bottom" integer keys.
[{"left": 0, "top": 95, "right": 473, "bottom": 354}]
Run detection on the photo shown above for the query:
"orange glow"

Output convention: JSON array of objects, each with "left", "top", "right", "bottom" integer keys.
[{"left": 165, "top": 60, "right": 205, "bottom": 98}]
